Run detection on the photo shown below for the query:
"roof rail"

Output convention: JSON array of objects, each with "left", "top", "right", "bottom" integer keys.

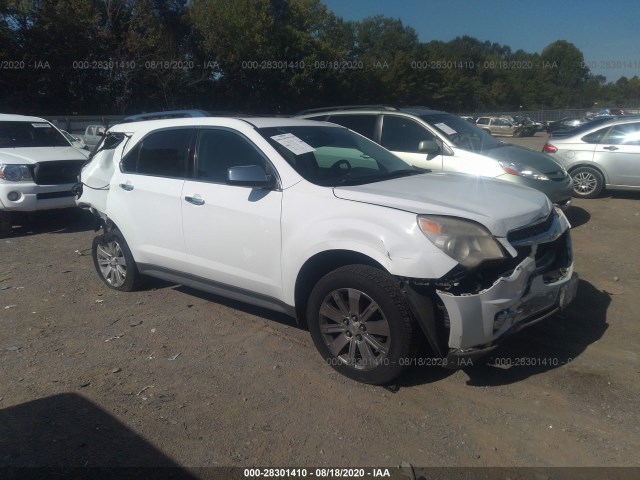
[{"left": 296, "top": 105, "right": 398, "bottom": 115}]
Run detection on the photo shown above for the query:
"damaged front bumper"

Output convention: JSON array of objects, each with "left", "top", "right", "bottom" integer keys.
[{"left": 435, "top": 209, "right": 578, "bottom": 368}]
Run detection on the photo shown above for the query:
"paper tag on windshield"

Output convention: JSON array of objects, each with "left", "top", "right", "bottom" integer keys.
[
  {"left": 271, "top": 133, "right": 316, "bottom": 155},
  {"left": 435, "top": 123, "right": 457, "bottom": 135},
  {"left": 31, "top": 123, "right": 51, "bottom": 128}
]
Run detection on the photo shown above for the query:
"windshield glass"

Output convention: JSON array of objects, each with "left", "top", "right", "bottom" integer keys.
[
  {"left": 419, "top": 113, "right": 502, "bottom": 152},
  {"left": 0, "top": 121, "right": 70, "bottom": 148},
  {"left": 259, "top": 125, "right": 421, "bottom": 186}
]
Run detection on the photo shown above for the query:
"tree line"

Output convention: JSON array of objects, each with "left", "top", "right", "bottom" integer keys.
[{"left": 1, "top": 0, "right": 639, "bottom": 115}]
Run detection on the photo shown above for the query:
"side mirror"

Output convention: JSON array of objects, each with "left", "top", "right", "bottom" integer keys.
[
  {"left": 227, "top": 165, "right": 275, "bottom": 188},
  {"left": 418, "top": 140, "right": 440, "bottom": 155}
]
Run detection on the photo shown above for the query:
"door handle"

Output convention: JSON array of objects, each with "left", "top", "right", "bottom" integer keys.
[
  {"left": 603, "top": 146, "right": 619, "bottom": 151},
  {"left": 185, "top": 196, "right": 205, "bottom": 206},
  {"left": 119, "top": 183, "right": 134, "bottom": 191}
]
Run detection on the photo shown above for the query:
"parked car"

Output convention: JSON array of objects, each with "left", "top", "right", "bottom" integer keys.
[
  {"left": 543, "top": 117, "right": 640, "bottom": 198},
  {"left": 297, "top": 106, "right": 572, "bottom": 208},
  {"left": 475, "top": 116, "right": 536, "bottom": 137},
  {"left": 547, "top": 116, "right": 615, "bottom": 139},
  {"left": 546, "top": 116, "right": 589, "bottom": 134},
  {"left": 598, "top": 108, "right": 626, "bottom": 116},
  {"left": 83, "top": 125, "right": 106, "bottom": 149},
  {"left": 60, "top": 129, "right": 88, "bottom": 150},
  {"left": 513, "top": 115, "right": 545, "bottom": 132},
  {"left": 76, "top": 116, "right": 578, "bottom": 385},
  {"left": 0, "top": 114, "right": 89, "bottom": 236}
]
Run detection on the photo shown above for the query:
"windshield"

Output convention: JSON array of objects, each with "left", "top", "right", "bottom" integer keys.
[
  {"left": 259, "top": 125, "right": 421, "bottom": 186},
  {"left": 0, "top": 121, "right": 70, "bottom": 148},
  {"left": 419, "top": 113, "right": 502, "bottom": 152}
]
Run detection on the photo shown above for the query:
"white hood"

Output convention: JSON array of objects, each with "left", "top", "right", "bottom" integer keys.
[
  {"left": 333, "top": 172, "right": 552, "bottom": 237},
  {"left": 0, "top": 146, "right": 88, "bottom": 163}
]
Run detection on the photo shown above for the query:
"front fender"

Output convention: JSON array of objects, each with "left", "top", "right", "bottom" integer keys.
[{"left": 280, "top": 184, "right": 458, "bottom": 305}]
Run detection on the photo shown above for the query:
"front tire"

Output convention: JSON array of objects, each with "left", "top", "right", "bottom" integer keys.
[
  {"left": 92, "top": 227, "right": 142, "bottom": 291},
  {"left": 307, "top": 265, "right": 417, "bottom": 385},
  {"left": 571, "top": 167, "right": 604, "bottom": 198}
]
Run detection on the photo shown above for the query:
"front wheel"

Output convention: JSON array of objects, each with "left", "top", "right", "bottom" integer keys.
[
  {"left": 571, "top": 167, "right": 604, "bottom": 198},
  {"left": 92, "top": 227, "right": 142, "bottom": 291},
  {"left": 307, "top": 265, "right": 417, "bottom": 385}
]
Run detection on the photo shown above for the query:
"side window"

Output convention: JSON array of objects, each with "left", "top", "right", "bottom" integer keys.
[
  {"left": 195, "top": 129, "right": 266, "bottom": 183},
  {"left": 477, "top": 118, "right": 489, "bottom": 125},
  {"left": 380, "top": 116, "right": 435, "bottom": 153},
  {"left": 602, "top": 122, "right": 640, "bottom": 146},
  {"left": 121, "top": 128, "right": 192, "bottom": 177},
  {"left": 582, "top": 127, "right": 610, "bottom": 144},
  {"left": 326, "top": 115, "right": 376, "bottom": 139}
]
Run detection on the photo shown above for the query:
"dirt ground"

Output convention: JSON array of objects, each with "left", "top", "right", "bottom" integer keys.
[{"left": 1, "top": 133, "right": 639, "bottom": 474}]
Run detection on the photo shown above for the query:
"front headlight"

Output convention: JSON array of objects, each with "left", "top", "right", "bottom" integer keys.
[
  {"left": 417, "top": 215, "right": 506, "bottom": 268},
  {"left": 0, "top": 164, "right": 33, "bottom": 182},
  {"left": 499, "top": 161, "right": 549, "bottom": 181}
]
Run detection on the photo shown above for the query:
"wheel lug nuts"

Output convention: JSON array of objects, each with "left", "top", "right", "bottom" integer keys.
[
  {"left": 356, "top": 335, "right": 362, "bottom": 341},
  {"left": 345, "top": 332, "right": 352, "bottom": 338},
  {"left": 359, "top": 324, "right": 366, "bottom": 331}
]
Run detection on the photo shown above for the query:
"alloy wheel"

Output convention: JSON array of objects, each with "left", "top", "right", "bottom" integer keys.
[
  {"left": 96, "top": 239, "right": 127, "bottom": 287},
  {"left": 318, "top": 288, "right": 391, "bottom": 370}
]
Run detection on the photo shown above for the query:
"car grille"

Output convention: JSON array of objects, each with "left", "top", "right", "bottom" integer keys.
[
  {"left": 29, "top": 160, "right": 85, "bottom": 185},
  {"left": 507, "top": 211, "right": 556, "bottom": 244}
]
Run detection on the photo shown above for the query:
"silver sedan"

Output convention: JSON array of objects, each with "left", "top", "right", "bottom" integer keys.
[{"left": 543, "top": 117, "right": 640, "bottom": 198}]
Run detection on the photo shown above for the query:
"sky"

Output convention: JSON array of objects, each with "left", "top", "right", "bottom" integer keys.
[{"left": 321, "top": 0, "right": 640, "bottom": 82}]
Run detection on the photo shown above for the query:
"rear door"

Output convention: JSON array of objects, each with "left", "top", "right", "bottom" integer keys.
[
  {"left": 594, "top": 122, "right": 640, "bottom": 186},
  {"left": 110, "top": 127, "right": 193, "bottom": 271},
  {"left": 181, "top": 127, "right": 283, "bottom": 299}
]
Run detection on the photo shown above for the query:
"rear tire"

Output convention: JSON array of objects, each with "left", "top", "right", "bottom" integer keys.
[
  {"left": 571, "top": 167, "right": 604, "bottom": 199},
  {"left": 307, "top": 265, "right": 417, "bottom": 385},
  {"left": 92, "top": 227, "right": 142, "bottom": 291}
]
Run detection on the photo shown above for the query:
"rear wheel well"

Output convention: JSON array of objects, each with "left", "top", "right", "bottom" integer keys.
[{"left": 294, "top": 250, "right": 385, "bottom": 322}]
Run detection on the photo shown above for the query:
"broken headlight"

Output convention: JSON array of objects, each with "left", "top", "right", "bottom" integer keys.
[{"left": 417, "top": 215, "right": 506, "bottom": 268}]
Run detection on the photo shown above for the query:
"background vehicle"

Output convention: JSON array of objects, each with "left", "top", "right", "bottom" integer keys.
[
  {"left": 297, "top": 106, "right": 572, "bottom": 208},
  {"left": 60, "top": 129, "right": 88, "bottom": 150},
  {"left": 546, "top": 116, "right": 589, "bottom": 134},
  {"left": 475, "top": 116, "right": 536, "bottom": 137},
  {"left": 77, "top": 116, "right": 577, "bottom": 385},
  {"left": 547, "top": 116, "right": 616, "bottom": 139},
  {"left": 0, "top": 114, "right": 89, "bottom": 236},
  {"left": 543, "top": 117, "right": 640, "bottom": 198},
  {"left": 598, "top": 108, "right": 626, "bottom": 116},
  {"left": 83, "top": 125, "right": 106, "bottom": 149}
]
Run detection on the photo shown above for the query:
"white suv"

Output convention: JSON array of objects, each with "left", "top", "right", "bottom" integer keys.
[
  {"left": 77, "top": 117, "right": 578, "bottom": 384},
  {"left": 0, "top": 114, "right": 89, "bottom": 236}
]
